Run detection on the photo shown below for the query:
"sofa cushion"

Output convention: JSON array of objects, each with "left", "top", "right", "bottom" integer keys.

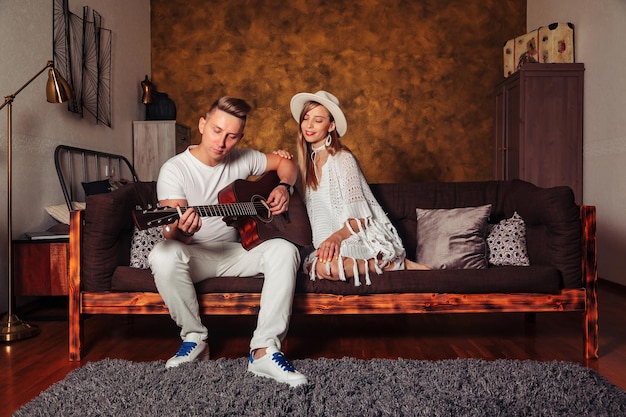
[
  {"left": 487, "top": 211, "right": 530, "bottom": 266},
  {"left": 110, "top": 266, "right": 562, "bottom": 295},
  {"left": 498, "top": 181, "right": 581, "bottom": 288},
  {"left": 111, "top": 267, "right": 265, "bottom": 292},
  {"left": 415, "top": 205, "right": 491, "bottom": 269},
  {"left": 82, "top": 182, "right": 158, "bottom": 291},
  {"left": 371, "top": 180, "right": 581, "bottom": 289},
  {"left": 297, "top": 267, "right": 561, "bottom": 294},
  {"left": 103, "top": 179, "right": 580, "bottom": 294},
  {"left": 111, "top": 266, "right": 157, "bottom": 291},
  {"left": 370, "top": 181, "right": 502, "bottom": 265}
]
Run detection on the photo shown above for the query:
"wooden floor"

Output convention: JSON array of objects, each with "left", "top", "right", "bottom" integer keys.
[{"left": 3, "top": 280, "right": 626, "bottom": 416}]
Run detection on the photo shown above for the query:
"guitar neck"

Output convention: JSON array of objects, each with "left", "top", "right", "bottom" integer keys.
[
  {"left": 133, "top": 198, "right": 272, "bottom": 230},
  {"left": 183, "top": 201, "right": 261, "bottom": 218}
]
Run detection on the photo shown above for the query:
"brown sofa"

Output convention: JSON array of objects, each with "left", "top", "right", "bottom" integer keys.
[{"left": 68, "top": 179, "right": 598, "bottom": 361}]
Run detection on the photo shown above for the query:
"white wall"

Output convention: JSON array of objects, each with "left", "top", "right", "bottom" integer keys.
[
  {"left": 0, "top": 0, "right": 151, "bottom": 313},
  {"left": 528, "top": 0, "right": 626, "bottom": 286}
]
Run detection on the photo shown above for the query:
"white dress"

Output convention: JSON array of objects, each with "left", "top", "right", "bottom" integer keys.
[{"left": 303, "top": 150, "right": 406, "bottom": 285}]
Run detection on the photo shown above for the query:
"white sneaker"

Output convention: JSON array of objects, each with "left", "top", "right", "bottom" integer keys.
[
  {"left": 165, "top": 333, "right": 208, "bottom": 368},
  {"left": 247, "top": 346, "right": 308, "bottom": 387}
]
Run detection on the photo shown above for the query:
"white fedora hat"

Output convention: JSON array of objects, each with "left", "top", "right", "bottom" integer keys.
[{"left": 290, "top": 90, "right": 347, "bottom": 137}]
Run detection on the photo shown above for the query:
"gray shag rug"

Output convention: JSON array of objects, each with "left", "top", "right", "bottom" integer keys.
[{"left": 14, "top": 357, "right": 626, "bottom": 417}]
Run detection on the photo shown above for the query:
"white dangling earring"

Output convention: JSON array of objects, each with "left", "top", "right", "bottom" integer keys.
[{"left": 325, "top": 133, "right": 332, "bottom": 147}]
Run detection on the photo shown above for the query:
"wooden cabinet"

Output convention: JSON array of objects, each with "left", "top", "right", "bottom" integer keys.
[
  {"left": 13, "top": 239, "right": 69, "bottom": 296},
  {"left": 133, "top": 121, "right": 191, "bottom": 181},
  {"left": 494, "top": 63, "right": 584, "bottom": 204}
]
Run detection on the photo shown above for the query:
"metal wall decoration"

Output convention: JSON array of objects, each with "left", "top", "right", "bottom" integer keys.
[{"left": 53, "top": 0, "right": 112, "bottom": 127}]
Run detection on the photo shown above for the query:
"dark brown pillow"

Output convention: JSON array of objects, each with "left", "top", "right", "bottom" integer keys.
[{"left": 81, "top": 182, "right": 157, "bottom": 291}]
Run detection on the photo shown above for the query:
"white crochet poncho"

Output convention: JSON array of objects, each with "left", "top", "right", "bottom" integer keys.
[{"left": 303, "top": 150, "right": 406, "bottom": 285}]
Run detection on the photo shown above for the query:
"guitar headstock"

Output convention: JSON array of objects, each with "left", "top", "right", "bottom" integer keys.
[{"left": 132, "top": 207, "right": 179, "bottom": 230}]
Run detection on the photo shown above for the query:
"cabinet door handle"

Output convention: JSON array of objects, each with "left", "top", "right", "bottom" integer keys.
[{"left": 498, "top": 147, "right": 507, "bottom": 151}]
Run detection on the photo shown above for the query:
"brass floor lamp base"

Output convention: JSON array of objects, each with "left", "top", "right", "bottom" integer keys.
[{"left": 0, "top": 313, "right": 40, "bottom": 342}]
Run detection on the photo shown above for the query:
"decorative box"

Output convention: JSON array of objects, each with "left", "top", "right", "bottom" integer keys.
[
  {"left": 538, "top": 22, "right": 574, "bottom": 63},
  {"left": 514, "top": 29, "right": 539, "bottom": 71},
  {"left": 503, "top": 39, "right": 515, "bottom": 78},
  {"left": 502, "top": 22, "right": 575, "bottom": 78}
]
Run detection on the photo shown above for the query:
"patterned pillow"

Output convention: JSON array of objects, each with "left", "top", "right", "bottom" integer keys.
[
  {"left": 487, "top": 212, "right": 530, "bottom": 266},
  {"left": 130, "top": 227, "right": 164, "bottom": 269}
]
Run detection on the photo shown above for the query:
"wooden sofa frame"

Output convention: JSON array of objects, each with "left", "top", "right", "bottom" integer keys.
[{"left": 68, "top": 205, "right": 598, "bottom": 361}]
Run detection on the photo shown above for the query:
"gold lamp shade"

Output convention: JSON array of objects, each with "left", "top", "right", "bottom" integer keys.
[{"left": 46, "top": 67, "right": 74, "bottom": 104}]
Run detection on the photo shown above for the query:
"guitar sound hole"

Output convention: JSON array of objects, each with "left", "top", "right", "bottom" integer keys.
[{"left": 252, "top": 195, "right": 272, "bottom": 223}]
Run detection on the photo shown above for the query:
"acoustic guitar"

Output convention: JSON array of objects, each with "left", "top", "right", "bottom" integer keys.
[{"left": 132, "top": 171, "right": 312, "bottom": 250}]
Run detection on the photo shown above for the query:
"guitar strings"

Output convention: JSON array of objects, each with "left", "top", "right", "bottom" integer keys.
[{"left": 180, "top": 201, "right": 269, "bottom": 217}]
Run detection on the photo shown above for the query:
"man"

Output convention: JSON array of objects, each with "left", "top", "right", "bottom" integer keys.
[{"left": 148, "top": 96, "right": 307, "bottom": 387}]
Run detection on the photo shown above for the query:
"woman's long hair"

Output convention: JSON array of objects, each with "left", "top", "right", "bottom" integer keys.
[{"left": 296, "top": 101, "right": 346, "bottom": 191}]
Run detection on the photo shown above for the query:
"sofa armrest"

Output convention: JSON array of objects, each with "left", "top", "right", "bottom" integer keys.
[
  {"left": 68, "top": 209, "right": 85, "bottom": 361},
  {"left": 581, "top": 205, "right": 598, "bottom": 358},
  {"left": 581, "top": 206, "right": 598, "bottom": 290}
]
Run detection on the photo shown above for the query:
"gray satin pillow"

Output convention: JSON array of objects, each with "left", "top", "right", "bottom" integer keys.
[{"left": 415, "top": 205, "right": 492, "bottom": 269}]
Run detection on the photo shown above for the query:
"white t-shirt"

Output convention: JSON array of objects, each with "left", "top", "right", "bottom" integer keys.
[{"left": 156, "top": 146, "right": 267, "bottom": 244}]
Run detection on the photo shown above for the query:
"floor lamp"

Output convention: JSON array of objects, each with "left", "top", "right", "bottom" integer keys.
[{"left": 0, "top": 60, "right": 73, "bottom": 342}]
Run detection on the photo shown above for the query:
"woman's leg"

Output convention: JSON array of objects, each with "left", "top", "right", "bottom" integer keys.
[
  {"left": 315, "top": 256, "right": 371, "bottom": 280},
  {"left": 315, "top": 256, "right": 430, "bottom": 280}
]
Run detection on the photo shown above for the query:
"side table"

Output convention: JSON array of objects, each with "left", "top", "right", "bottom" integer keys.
[{"left": 12, "top": 238, "right": 70, "bottom": 296}]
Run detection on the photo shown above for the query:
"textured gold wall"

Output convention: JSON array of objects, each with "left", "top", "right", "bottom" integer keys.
[{"left": 151, "top": 0, "right": 525, "bottom": 183}]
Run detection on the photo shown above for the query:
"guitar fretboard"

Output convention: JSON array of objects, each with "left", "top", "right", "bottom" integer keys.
[{"left": 181, "top": 201, "right": 266, "bottom": 217}]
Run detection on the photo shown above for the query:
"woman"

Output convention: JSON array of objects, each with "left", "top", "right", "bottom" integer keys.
[{"left": 285, "top": 90, "right": 429, "bottom": 286}]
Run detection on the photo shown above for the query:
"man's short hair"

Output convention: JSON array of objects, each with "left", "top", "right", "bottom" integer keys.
[{"left": 208, "top": 96, "right": 251, "bottom": 123}]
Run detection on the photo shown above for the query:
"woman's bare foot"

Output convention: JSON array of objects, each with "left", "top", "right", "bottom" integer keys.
[{"left": 405, "top": 259, "right": 431, "bottom": 270}]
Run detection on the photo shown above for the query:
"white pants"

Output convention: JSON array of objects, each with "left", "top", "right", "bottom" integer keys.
[{"left": 148, "top": 238, "right": 300, "bottom": 352}]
